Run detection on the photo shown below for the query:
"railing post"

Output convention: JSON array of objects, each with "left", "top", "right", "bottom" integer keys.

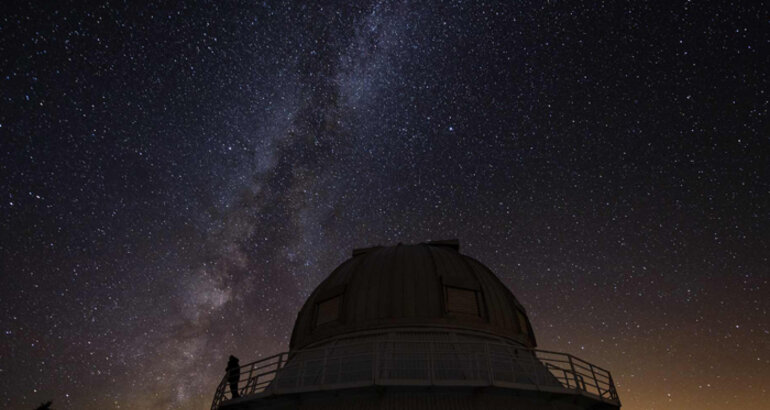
[
  {"left": 568, "top": 355, "right": 578, "bottom": 390},
  {"left": 246, "top": 364, "right": 254, "bottom": 395},
  {"left": 609, "top": 374, "right": 618, "bottom": 400},
  {"left": 562, "top": 369, "right": 569, "bottom": 388},
  {"left": 212, "top": 374, "right": 226, "bottom": 410},
  {"left": 589, "top": 363, "right": 600, "bottom": 396}
]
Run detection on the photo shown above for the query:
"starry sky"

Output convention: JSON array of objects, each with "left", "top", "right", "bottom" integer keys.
[{"left": 1, "top": 1, "right": 767, "bottom": 409}]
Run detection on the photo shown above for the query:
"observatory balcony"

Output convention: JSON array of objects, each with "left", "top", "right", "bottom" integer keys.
[{"left": 211, "top": 339, "right": 620, "bottom": 409}]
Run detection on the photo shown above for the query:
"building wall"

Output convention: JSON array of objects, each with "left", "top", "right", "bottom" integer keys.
[{"left": 222, "top": 386, "right": 619, "bottom": 410}]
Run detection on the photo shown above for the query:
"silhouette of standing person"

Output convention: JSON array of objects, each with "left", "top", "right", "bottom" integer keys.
[{"left": 226, "top": 355, "right": 241, "bottom": 398}]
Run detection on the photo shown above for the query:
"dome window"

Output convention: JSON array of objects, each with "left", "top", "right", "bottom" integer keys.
[
  {"left": 445, "top": 286, "right": 480, "bottom": 316},
  {"left": 315, "top": 295, "right": 342, "bottom": 326}
]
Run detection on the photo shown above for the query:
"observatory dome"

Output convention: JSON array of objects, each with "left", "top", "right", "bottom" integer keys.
[
  {"left": 290, "top": 240, "right": 536, "bottom": 350},
  {"left": 212, "top": 239, "right": 621, "bottom": 410}
]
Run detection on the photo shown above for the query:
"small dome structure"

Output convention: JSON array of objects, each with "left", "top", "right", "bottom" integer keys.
[{"left": 290, "top": 240, "right": 536, "bottom": 350}]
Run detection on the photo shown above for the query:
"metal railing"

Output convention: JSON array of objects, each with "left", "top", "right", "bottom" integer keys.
[{"left": 211, "top": 340, "right": 619, "bottom": 409}]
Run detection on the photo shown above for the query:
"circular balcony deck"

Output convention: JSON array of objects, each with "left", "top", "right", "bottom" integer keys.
[{"left": 211, "top": 338, "right": 620, "bottom": 410}]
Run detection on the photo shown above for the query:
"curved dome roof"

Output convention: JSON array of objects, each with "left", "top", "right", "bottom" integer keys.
[{"left": 290, "top": 240, "right": 536, "bottom": 350}]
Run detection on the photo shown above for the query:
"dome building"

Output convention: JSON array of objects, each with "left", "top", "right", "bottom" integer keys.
[{"left": 211, "top": 240, "right": 620, "bottom": 410}]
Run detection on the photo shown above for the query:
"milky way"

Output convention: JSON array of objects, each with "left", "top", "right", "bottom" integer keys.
[{"left": 1, "top": 1, "right": 767, "bottom": 409}]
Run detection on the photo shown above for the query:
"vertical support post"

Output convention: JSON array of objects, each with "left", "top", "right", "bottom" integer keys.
[
  {"left": 246, "top": 363, "right": 254, "bottom": 394},
  {"left": 609, "top": 374, "right": 618, "bottom": 400},
  {"left": 589, "top": 363, "right": 599, "bottom": 396},
  {"left": 274, "top": 354, "right": 284, "bottom": 394},
  {"left": 212, "top": 374, "right": 226, "bottom": 409},
  {"left": 568, "top": 355, "right": 578, "bottom": 391},
  {"left": 562, "top": 369, "right": 569, "bottom": 388}
]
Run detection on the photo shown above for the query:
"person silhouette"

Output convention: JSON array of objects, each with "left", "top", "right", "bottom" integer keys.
[{"left": 226, "top": 355, "right": 241, "bottom": 398}]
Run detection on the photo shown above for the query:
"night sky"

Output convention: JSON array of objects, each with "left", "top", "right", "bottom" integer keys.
[{"left": 1, "top": 1, "right": 767, "bottom": 409}]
